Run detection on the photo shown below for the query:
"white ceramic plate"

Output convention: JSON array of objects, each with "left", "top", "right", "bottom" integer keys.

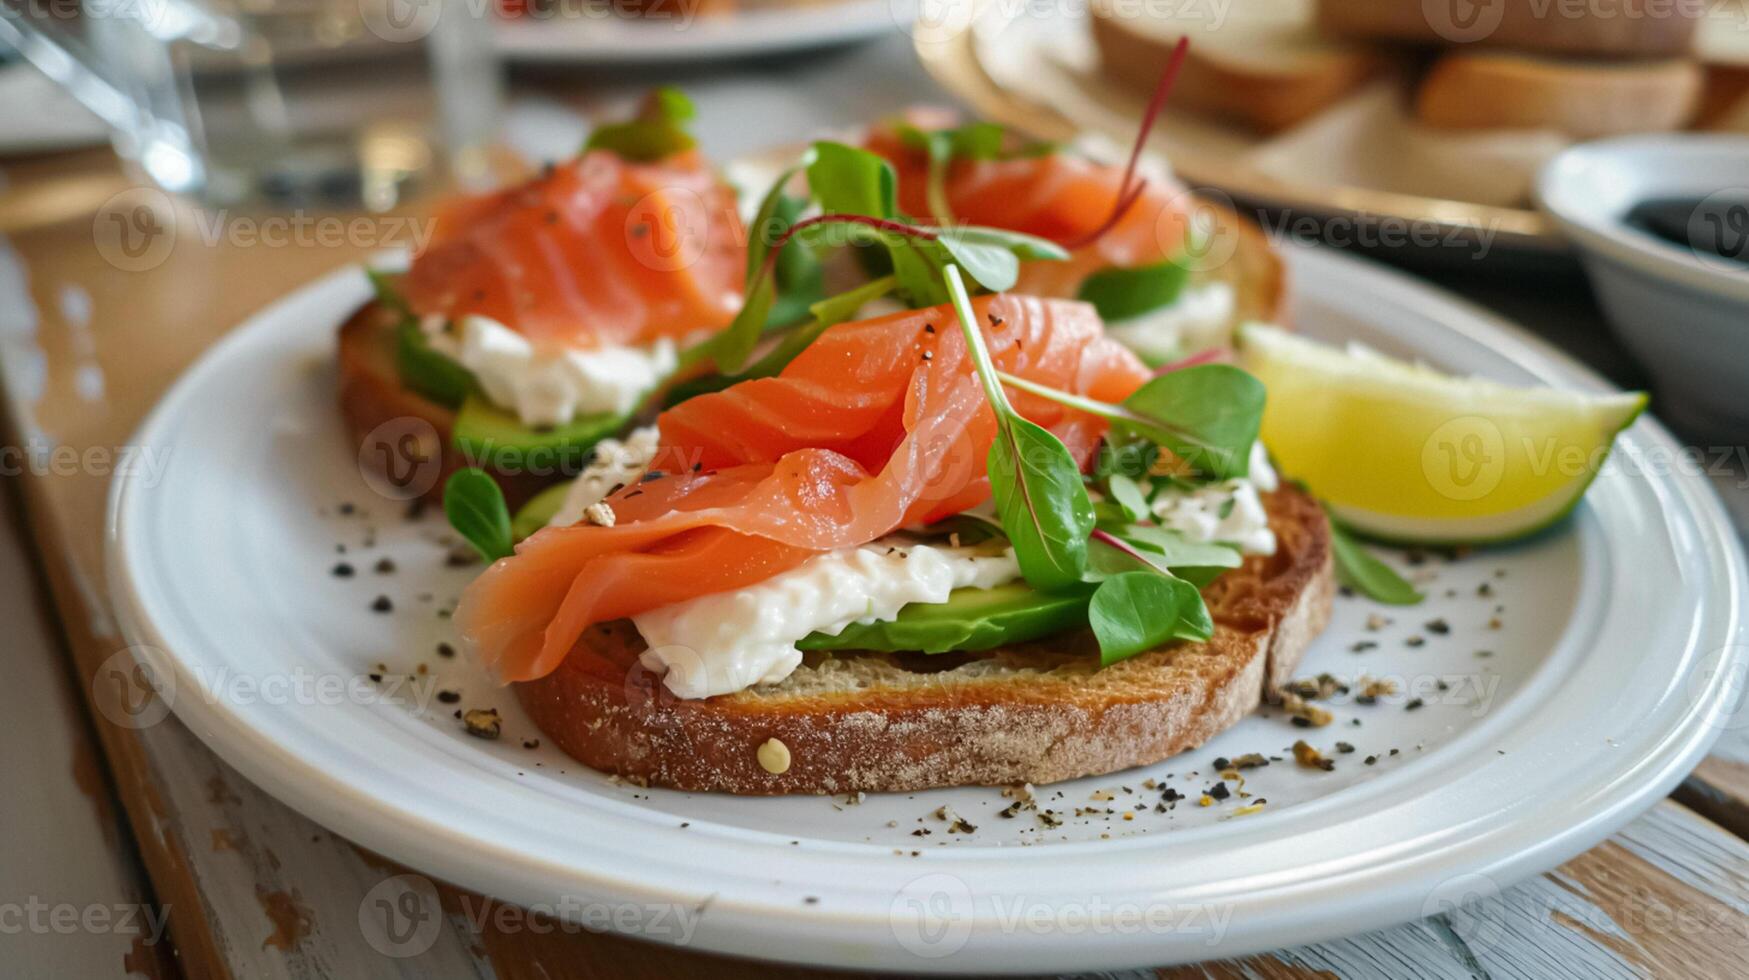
[
  {"left": 495, "top": 0, "right": 909, "bottom": 64},
  {"left": 107, "top": 244, "right": 1745, "bottom": 972}
]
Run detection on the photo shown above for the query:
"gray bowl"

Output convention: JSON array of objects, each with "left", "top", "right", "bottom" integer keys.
[{"left": 1537, "top": 135, "right": 1749, "bottom": 440}]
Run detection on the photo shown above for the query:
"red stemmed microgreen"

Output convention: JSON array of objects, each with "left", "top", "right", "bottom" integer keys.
[{"left": 1056, "top": 36, "right": 1190, "bottom": 252}]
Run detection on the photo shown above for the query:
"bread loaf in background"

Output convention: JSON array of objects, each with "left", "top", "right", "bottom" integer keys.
[
  {"left": 1415, "top": 52, "right": 1703, "bottom": 137},
  {"left": 1091, "top": 0, "right": 1387, "bottom": 133},
  {"left": 1317, "top": 0, "right": 1701, "bottom": 57}
]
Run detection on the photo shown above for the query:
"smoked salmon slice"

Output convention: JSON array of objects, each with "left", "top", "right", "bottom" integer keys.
[
  {"left": 455, "top": 293, "right": 1150, "bottom": 683},
  {"left": 865, "top": 114, "right": 1193, "bottom": 298},
  {"left": 401, "top": 149, "right": 746, "bottom": 349}
]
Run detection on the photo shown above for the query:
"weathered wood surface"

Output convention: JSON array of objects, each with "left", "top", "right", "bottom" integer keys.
[{"left": 0, "top": 480, "right": 176, "bottom": 978}]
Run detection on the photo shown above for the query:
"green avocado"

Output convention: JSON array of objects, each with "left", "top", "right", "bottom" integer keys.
[
  {"left": 797, "top": 583, "right": 1091, "bottom": 654},
  {"left": 511, "top": 481, "right": 571, "bottom": 540},
  {"left": 451, "top": 394, "right": 629, "bottom": 478},
  {"left": 395, "top": 319, "right": 475, "bottom": 408}
]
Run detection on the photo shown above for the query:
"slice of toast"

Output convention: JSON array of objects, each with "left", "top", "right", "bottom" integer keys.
[
  {"left": 1199, "top": 196, "right": 1287, "bottom": 332},
  {"left": 1415, "top": 52, "right": 1702, "bottom": 138},
  {"left": 1317, "top": 0, "right": 1701, "bottom": 58},
  {"left": 1090, "top": 0, "right": 1387, "bottom": 133},
  {"left": 514, "top": 484, "right": 1334, "bottom": 794}
]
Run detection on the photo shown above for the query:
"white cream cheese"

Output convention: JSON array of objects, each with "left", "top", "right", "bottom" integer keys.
[
  {"left": 426, "top": 315, "right": 677, "bottom": 428},
  {"left": 1105, "top": 283, "right": 1236, "bottom": 364},
  {"left": 634, "top": 541, "right": 1021, "bottom": 699},
  {"left": 547, "top": 425, "right": 661, "bottom": 528},
  {"left": 1149, "top": 444, "right": 1280, "bottom": 556}
]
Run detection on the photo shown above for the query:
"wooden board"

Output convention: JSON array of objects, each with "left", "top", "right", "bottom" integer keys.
[{"left": 1, "top": 138, "right": 1746, "bottom": 980}]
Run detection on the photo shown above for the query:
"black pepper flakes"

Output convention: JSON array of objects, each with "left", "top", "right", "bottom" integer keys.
[
  {"left": 370, "top": 595, "right": 393, "bottom": 613},
  {"left": 1425, "top": 618, "right": 1450, "bottom": 635},
  {"left": 332, "top": 563, "right": 355, "bottom": 578},
  {"left": 375, "top": 557, "right": 397, "bottom": 575},
  {"left": 436, "top": 642, "right": 456, "bottom": 658},
  {"left": 1208, "top": 782, "right": 1230, "bottom": 801},
  {"left": 437, "top": 690, "right": 461, "bottom": 704},
  {"left": 1405, "top": 698, "right": 1425, "bottom": 711}
]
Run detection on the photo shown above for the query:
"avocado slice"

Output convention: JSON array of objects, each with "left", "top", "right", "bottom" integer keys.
[
  {"left": 395, "top": 319, "right": 475, "bottom": 408},
  {"left": 511, "top": 481, "right": 572, "bottom": 540},
  {"left": 451, "top": 394, "right": 629, "bottom": 477},
  {"left": 798, "top": 583, "right": 1091, "bottom": 654}
]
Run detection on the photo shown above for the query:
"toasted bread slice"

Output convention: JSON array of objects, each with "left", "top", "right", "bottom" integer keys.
[
  {"left": 1200, "top": 197, "right": 1287, "bottom": 331},
  {"left": 1090, "top": 0, "right": 1387, "bottom": 133},
  {"left": 1317, "top": 0, "right": 1700, "bottom": 57},
  {"left": 1415, "top": 52, "right": 1702, "bottom": 138},
  {"left": 338, "top": 300, "right": 556, "bottom": 508},
  {"left": 515, "top": 484, "right": 1333, "bottom": 795}
]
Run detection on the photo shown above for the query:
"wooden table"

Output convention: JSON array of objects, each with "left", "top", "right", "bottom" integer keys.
[{"left": 3, "top": 56, "right": 1747, "bottom": 980}]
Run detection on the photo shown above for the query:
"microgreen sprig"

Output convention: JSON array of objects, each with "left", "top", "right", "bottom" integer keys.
[
  {"left": 996, "top": 364, "right": 1264, "bottom": 480},
  {"left": 943, "top": 264, "right": 1094, "bottom": 592}
]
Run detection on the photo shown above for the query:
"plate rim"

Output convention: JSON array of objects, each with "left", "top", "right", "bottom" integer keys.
[{"left": 105, "top": 246, "right": 1745, "bottom": 972}]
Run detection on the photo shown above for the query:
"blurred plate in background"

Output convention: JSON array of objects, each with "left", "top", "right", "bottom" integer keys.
[
  {"left": 913, "top": 0, "right": 1565, "bottom": 262},
  {"left": 496, "top": 0, "right": 912, "bottom": 63}
]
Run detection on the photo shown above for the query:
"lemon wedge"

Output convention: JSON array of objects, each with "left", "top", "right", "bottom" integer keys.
[{"left": 1238, "top": 324, "right": 1646, "bottom": 544}]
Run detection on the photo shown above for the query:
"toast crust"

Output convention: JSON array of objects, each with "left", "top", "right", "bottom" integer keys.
[
  {"left": 515, "top": 485, "right": 1333, "bottom": 795},
  {"left": 1204, "top": 197, "right": 1287, "bottom": 330}
]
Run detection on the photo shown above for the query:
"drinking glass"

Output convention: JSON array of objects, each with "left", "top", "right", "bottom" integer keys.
[{"left": 0, "top": 0, "right": 502, "bottom": 209}]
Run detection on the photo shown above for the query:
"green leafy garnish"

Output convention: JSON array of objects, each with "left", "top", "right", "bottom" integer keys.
[
  {"left": 582, "top": 86, "right": 697, "bottom": 162},
  {"left": 1077, "top": 257, "right": 1190, "bottom": 321},
  {"left": 763, "top": 191, "right": 825, "bottom": 330},
  {"left": 945, "top": 265, "right": 1093, "bottom": 592},
  {"left": 444, "top": 468, "right": 513, "bottom": 562},
  {"left": 806, "top": 141, "right": 899, "bottom": 218},
  {"left": 1094, "top": 524, "right": 1240, "bottom": 588},
  {"left": 933, "top": 226, "right": 1066, "bottom": 293},
  {"left": 1088, "top": 571, "right": 1212, "bottom": 666},
  {"left": 667, "top": 275, "right": 897, "bottom": 406},
  {"left": 1328, "top": 516, "right": 1424, "bottom": 605},
  {"left": 1105, "top": 472, "right": 1151, "bottom": 522},
  {"left": 996, "top": 364, "right": 1265, "bottom": 480}
]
